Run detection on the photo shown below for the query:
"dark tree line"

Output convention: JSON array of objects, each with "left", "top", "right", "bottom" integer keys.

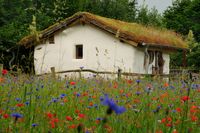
[{"left": 0, "top": 0, "right": 199, "bottom": 72}]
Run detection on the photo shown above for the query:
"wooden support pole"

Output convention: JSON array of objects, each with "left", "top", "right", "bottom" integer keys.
[
  {"left": 182, "top": 50, "right": 187, "bottom": 68},
  {"left": 118, "top": 68, "right": 122, "bottom": 80},
  {"left": 79, "top": 69, "right": 82, "bottom": 79},
  {"left": 0, "top": 64, "right": 3, "bottom": 76},
  {"left": 50, "top": 67, "right": 56, "bottom": 78}
]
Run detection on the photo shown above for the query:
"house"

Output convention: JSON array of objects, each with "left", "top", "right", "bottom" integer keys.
[{"left": 19, "top": 12, "right": 188, "bottom": 78}]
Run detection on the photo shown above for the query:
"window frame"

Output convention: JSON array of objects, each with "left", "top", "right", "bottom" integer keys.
[{"left": 75, "top": 44, "right": 83, "bottom": 59}]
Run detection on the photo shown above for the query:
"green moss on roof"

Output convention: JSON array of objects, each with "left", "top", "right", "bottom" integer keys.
[
  {"left": 19, "top": 12, "right": 188, "bottom": 49},
  {"left": 84, "top": 12, "right": 188, "bottom": 49}
]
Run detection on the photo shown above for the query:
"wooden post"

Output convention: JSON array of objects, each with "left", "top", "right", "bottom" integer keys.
[
  {"left": 117, "top": 68, "right": 122, "bottom": 80},
  {"left": 79, "top": 69, "right": 82, "bottom": 79},
  {"left": 0, "top": 64, "right": 3, "bottom": 76},
  {"left": 182, "top": 50, "right": 187, "bottom": 68},
  {"left": 50, "top": 67, "right": 56, "bottom": 78}
]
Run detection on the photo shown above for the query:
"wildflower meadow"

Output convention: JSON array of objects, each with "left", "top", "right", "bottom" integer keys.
[{"left": 0, "top": 70, "right": 199, "bottom": 133}]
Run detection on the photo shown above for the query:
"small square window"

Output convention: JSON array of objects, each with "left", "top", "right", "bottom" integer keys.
[
  {"left": 49, "top": 36, "right": 55, "bottom": 44},
  {"left": 75, "top": 45, "right": 83, "bottom": 59}
]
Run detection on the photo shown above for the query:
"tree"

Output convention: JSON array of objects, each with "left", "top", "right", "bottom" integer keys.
[
  {"left": 164, "top": 0, "right": 200, "bottom": 69},
  {"left": 186, "top": 30, "right": 200, "bottom": 69},
  {"left": 136, "top": 2, "right": 164, "bottom": 27},
  {"left": 164, "top": 0, "right": 200, "bottom": 42}
]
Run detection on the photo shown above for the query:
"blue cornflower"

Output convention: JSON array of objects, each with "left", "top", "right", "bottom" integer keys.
[
  {"left": 15, "top": 98, "right": 21, "bottom": 102},
  {"left": 32, "top": 123, "right": 39, "bottom": 127},
  {"left": 11, "top": 113, "right": 23, "bottom": 119},
  {"left": 101, "top": 95, "right": 126, "bottom": 115},
  {"left": 94, "top": 104, "right": 98, "bottom": 109},
  {"left": 76, "top": 93, "right": 81, "bottom": 97},
  {"left": 96, "top": 117, "right": 103, "bottom": 121},
  {"left": 85, "top": 130, "right": 90, "bottom": 133},
  {"left": 135, "top": 91, "right": 141, "bottom": 95},
  {"left": 100, "top": 96, "right": 104, "bottom": 101},
  {"left": 136, "top": 79, "right": 140, "bottom": 84},
  {"left": 60, "top": 94, "right": 66, "bottom": 99},
  {"left": 172, "top": 110, "right": 177, "bottom": 113},
  {"left": 80, "top": 66, "right": 84, "bottom": 70},
  {"left": 25, "top": 101, "right": 30, "bottom": 106},
  {"left": 52, "top": 98, "right": 58, "bottom": 103}
]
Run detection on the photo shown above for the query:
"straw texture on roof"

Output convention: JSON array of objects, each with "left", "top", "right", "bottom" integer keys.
[{"left": 19, "top": 12, "right": 188, "bottom": 50}]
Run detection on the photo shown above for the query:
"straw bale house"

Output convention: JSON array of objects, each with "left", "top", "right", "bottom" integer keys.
[{"left": 19, "top": 12, "right": 188, "bottom": 77}]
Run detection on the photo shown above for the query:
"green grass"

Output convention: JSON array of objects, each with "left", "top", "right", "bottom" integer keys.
[{"left": 0, "top": 74, "right": 199, "bottom": 133}]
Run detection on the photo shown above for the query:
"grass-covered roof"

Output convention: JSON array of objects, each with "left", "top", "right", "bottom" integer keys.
[{"left": 19, "top": 12, "right": 188, "bottom": 50}]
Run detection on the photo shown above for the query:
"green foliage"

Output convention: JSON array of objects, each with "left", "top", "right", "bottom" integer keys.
[
  {"left": 164, "top": 0, "right": 200, "bottom": 42},
  {"left": 136, "top": 3, "right": 164, "bottom": 27},
  {"left": 164, "top": 0, "right": 200, "bottom": 69},
  {"left": 186, "top": 30, "right": 200, "bottom": 69}
]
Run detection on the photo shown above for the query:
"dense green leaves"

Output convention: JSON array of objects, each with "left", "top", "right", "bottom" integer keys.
[{"left": 164, "top": 0, "right": 200, "bottom": 69}]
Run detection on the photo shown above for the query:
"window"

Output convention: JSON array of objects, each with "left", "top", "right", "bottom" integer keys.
[
  {"left": 75, "top": 45, "right": 83, "bottom": 59},
  {"left": 49, "top": 36, "right": 55, "bottom": 44}
]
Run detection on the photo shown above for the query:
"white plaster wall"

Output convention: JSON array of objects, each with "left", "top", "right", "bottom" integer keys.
[
  {"left": 132, "top": 48, "right": 146, "bottom": 74},
  {"left": 34, "top": 24, "right": 136, "bottom": 76},
  {"left": 34, "top": 24, "right": 170, "bottom": 76},
  {"left": 163, "top": 53, "right": 170, "bottom": 74}
]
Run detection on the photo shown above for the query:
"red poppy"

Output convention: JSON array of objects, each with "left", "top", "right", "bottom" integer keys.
[
  {"left": 92, "top": 95, "right": 97, "bottom": 99},
  {"left": 68, "top": 124, "right": 76, "bottom": 129},
  {"left": 63, "top": 98, "right": 68, "bottom": 103},
  {"left": 127, "top": 80, "right": 132, "bottom": 84},
  {"left": 82, "top": 92, "right": 88, "bottom": 96},
  {"left": 191, "top": 115, "right": 198, "bottom": 122},
  {"left": 164, "top": 82, "right": 169, "bottom": 87},
  {"left": 75, "top": 110, "right": 80, "bottom": 114},
  {"left": 167, "top": 117, "right": 172, "bottom": 122},
  {"left": 113, "top": 83, "right": 118, "bottom": 88},
  {"left": 89, "top": 102, "right": 93, "bottom": 106},
  {"left": 0, "top": 77, "right": 4, "bottom": 83},
  {"left": 176, "top": 107, "right": 181, "bottom": 113},
  {"left": 95, "top": 120, "right": 100, "bottom": 124},
  {"left": 119, "top": 89, "right": 124, "bottom": 94},
  {"left": 51, "top": 118, "right": 59, "bottom": 123},
  {"left": 47, "top": 112, "right": 54, "bottom": 119},
  {"left": 181, "top": 96, "right": 190, "bottom": 102},
  {"left": 161, "top": 118, "right": 166, "bottom": 123},
  {"left": 3, "top": 114, "right": 9, "bottom": 119},
  {"left": 78, "top": 113, "right": 85, "bottom": 119},
  {"left": 166, "top": 123, "right": 172, "bottom": 127},
  {"left": 16, "top": 103, "right": 24, "bottom": 107},
  {"left": 70, "top": 81, "right": 76, "bottom": 85},
  {"left": 156, "top": 130, "right": 163, "bottom": 133},
  {"left": 50, "top": 121, "right": 55, "bottom": 128},
  {"left": 2, "top": 69, "right": 8, "bottom": 75},
  {"left": 190, "top": 105, "right": 197, "bottom": 113},
  {"left": 66, "top": 116, "right": 73, "bottom": 121},
  {"left": 0, "top": 110, "right": 4, "bottom": 114}
]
